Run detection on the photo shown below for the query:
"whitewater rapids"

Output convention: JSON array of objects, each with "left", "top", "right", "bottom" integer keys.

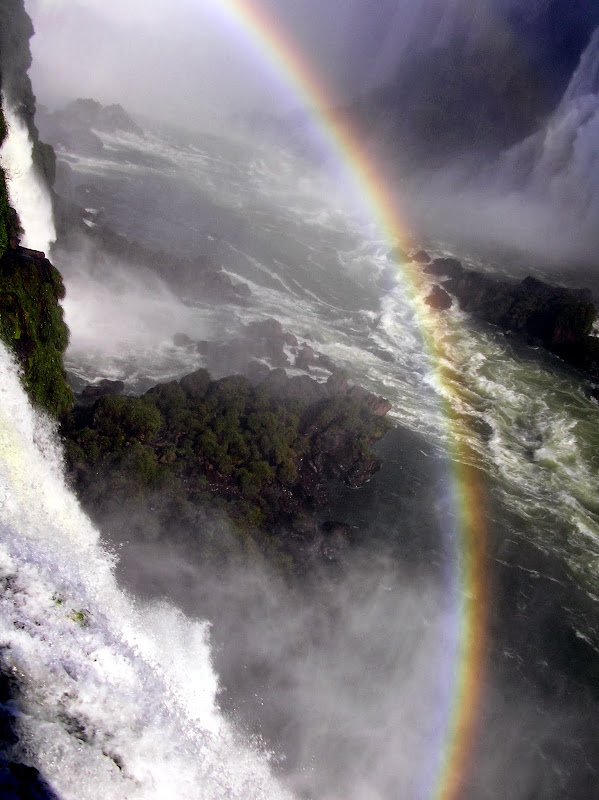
[{"left": 0, "top": 341, "right": 294, "bottom": 799}]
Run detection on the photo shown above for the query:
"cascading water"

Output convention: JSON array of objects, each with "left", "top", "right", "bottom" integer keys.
[
  {"left": 0, "top": 93, "right": 56, "bottom": 254},
  {"left": 0, "top": 340, "right": 295, "bottom": 800},
  {"left": 496, "top": 25, "right": 599, "bottom": 231}
]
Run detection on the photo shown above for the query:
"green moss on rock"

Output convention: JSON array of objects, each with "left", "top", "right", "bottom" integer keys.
[{"left": 0, "top": 248, "right": 73, "bottom": 416}]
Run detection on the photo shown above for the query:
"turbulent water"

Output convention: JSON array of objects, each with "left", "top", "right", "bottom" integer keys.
[
  {"left": 0, "top": 93, "right": 56, "bottom": 254},
  {"left": 495, "top": 24, "right": 599, "bottom": 255},
  {"left": 0, "top": 342, "right": 296, "bottom": 799},
  {"left": 56, "top": 121, "right": 599, "bottom": 609},
  {"left": 4, "top": 105, "right": 599, "bottom": 797}
]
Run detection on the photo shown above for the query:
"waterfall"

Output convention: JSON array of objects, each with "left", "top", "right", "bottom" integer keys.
[
  {"left": 0, "top": 340, "right": 294, "bottom": 800},
  {"left": 0, "top": 93, "right": 56, "bottom": 254},
  {"left": 495, "top": 25, "right": 599, "bottom": 236}
]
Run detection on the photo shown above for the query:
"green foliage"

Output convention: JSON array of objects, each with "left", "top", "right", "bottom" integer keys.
[
  {"left": 92, "top": 395, "right": 162, "bottom": 447},
  {"left": 0, "top": 250, "right": 73, "bottom": 416},
  {"left": 63, "top": 366, "right": 391, "bottom": 566}
]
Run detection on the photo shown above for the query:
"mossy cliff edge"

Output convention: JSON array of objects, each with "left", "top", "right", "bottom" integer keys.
[{"left": 0, "top": 14, "right": 72, "bottom": 418}]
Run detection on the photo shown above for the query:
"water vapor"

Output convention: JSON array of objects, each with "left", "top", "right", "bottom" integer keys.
[{"left": 55, "top": 239, "right": 210, "bottom": 391}]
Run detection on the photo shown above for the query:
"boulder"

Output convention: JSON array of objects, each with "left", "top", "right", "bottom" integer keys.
[
  {"left": 80, "top": 379, "right": 125, "bottom": 401},
  {"left": 411, "top": 249, "right": 431, "bottom": 263},
  {"left": 425, "top": 284, "right": 453, "bottom": 310},
  {"left": 424, "top": 257, "right": 464, "bottom": 280}
]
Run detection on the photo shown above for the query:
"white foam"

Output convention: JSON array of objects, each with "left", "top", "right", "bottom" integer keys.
[
  {"left": 0, "top": 341, "right": 295, "bottom": 800},
  {"left": 0, "top": 94, "right": 56, "bottom": 253}
]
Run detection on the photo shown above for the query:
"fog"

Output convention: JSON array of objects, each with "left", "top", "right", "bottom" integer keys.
[
  {"left": 53, "top": 238, "right": 214, "bottom": 391},
  {"left": 95, "top": 488, "right": 599, "bottom": 800},
  {"left": 24, "top": 0, "right": 413, "bottom": 123},
  {"left": 24, "top": 0, "right": 599, "bottom": 269}
]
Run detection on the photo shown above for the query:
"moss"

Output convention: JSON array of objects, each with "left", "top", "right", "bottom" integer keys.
[
  {"left": 63, "top": 367, "right": 391, "bottom": 567},
  {"left": 0, "top": 249, "right": 73, "bottom": 416}
]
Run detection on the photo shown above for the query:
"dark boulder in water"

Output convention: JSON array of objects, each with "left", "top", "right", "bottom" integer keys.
[
  {"left": 425, "top": 284, "right": 453, "bottom": 310},
  {"left": 387, "top": 245, "right": 409, "bottom": 263},
  {"left": 410, "top": 249, "right": 431, "bottom": 263},
  {"left": 430, "top": 261, "right": 599, "bottom": 380},
  {"left": 424, "top": 257, "right": 464, "bottom": 280}
]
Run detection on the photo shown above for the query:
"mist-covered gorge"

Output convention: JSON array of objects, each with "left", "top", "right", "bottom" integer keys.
[{"left": 3, "top": 0, "right": 599, "bottom": 798}]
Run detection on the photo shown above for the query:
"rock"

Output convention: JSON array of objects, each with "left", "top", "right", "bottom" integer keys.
[
  {"left": 443, "top": 267, "right": 598, "bottom": 374},
  {"left": 173, "top": 332, "right": 194, "bottom": 347},
  {"left": 326, "top": 373, "right": 349, "bottom": 396},
  {"left": 315, "top": 353, "right": 337, "bottom": 372},
  {"left": 424, "top": 257, "right": 464, "bottom": 280},
  {"left": 246, "top": 359, "right": 271, "bottom": 385},
  {"left": 411, "top": 249, "right": 431, "bottom": 263},
  {"left": 295, "top": 344, "right": 315, "bottom": 370},
  {"left": 425, "top": 284, "right": 453, "bottom": 310},
  {"left": 347, "top": 384, "right": 392, "bottom": 416},
  {"left": 243, "top": 318, "right": 291, "bottom": 365},
  {"left": 80, "top": 379, "right": 125, "bottom": 401},
  {"left": 319, "top": 521, "right": 352, "bottom": 561}
]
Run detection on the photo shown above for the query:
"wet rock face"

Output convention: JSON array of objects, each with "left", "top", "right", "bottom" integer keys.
[
  {"left": 422, "top": 256, "right": 599, "bottom": 382},
  {"left": 79, "top": 379, "right": 126, "bottom": 405},
  {"left": 0, "top": 247, "right": 73, "bottom": 417},
  {"left": 410, "top": 249, "right": 431, "bottom": 264},
  {"left": 425, "top": 284, "right": 453, "bottom": 310},
  {"left": 424, "top": 257, "right": 464, "bottom": 280}
]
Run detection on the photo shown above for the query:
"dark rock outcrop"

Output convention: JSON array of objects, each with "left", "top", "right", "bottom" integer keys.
[
  {"left": 79, "top": 379, "right": 126, "bottom": 404},
  {"left": 425, "top": 256, "right": 599, "bottom": 380},
  {"left": 62, "top": 363, "right": 391, "bottom": 567},
  {"left": 411, "top": 250, "right": 431, "bottom": 264},
  {"left": 425, "top": 284, "right": 452, "bottom": 310},
  {"left": 176, "top": 317, "right": 341, "bottom": 381},
  {"left": 0, "top": 245, "right": 73, "bottom": 416},
  {"left": 424, "top": 257, "right": 464, "bottom": 280},
  {"left": 36, "top": 98, "right": 142, "bottom": 158}
]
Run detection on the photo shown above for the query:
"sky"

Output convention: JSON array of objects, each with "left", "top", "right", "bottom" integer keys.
[{"left": 24, "top": 0, "right": 414, "bottom": 126}]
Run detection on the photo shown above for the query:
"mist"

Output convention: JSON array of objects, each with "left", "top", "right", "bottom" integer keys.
[
  {"left": 53, "top": 238, "right": 215, "bottom": 392},
  {"left": 93, "top": 480, "right": 599, "bottom": 800},
  {"left": 24, "top": 0, "right": 599, "bottom": 270}
]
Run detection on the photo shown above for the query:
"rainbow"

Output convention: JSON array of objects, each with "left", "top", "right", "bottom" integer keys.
[{"left": 216, "top": 1, "right": 489, "bottom": 797}]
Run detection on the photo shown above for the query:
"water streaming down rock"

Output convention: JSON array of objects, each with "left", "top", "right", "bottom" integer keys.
[
  {"left": 496, "top": 25, "right": 599, "bottom": 239},
  {"left": 0, "top": 341, "right": 295, "bottom": 800},
  {"left": 0, "top": 92, "right": 56, "bottom": 254}
]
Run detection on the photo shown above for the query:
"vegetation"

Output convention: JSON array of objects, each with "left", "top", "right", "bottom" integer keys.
[
  {"left": 62, "top": 369, "right": 391, "bottom": 564},
  {"left": 0, "top": 248, "right": 73, "bottom": 416}
]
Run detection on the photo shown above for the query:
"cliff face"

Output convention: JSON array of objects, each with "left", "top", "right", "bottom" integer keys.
[
  {"left": 0, "top": 0, "right": 56, "bottom": 187},
  {"left": 0, "top": 245, "right": 72, "bottom": 417},
  {"left": 0, "top": 105, "right": 12, "bottom": 257},
  {"left": 0, "top": 1, "right": 72, "bottom": 416}
]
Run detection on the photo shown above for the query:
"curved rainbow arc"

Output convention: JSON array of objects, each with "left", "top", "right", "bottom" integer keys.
[{"left": 217, "top": 2, "right": 488, "bottom": 797}]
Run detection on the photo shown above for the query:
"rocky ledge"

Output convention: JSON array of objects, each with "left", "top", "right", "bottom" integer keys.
[
  {"left": 0, "top": 245, "right": 73, "bottom": 416},
  {"left": 424, "top": 257, "right": 599, "bottom": 386}
]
